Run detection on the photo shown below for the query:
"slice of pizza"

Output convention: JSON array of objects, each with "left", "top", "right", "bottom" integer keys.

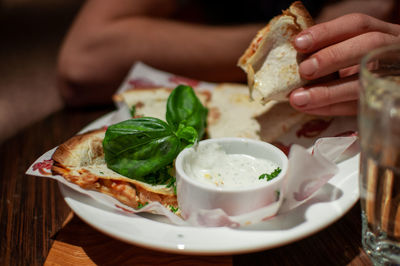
[
  {"left": 113, "top": 87, "right": 211, "bottom": 120},
  {"left": 51, "top": 129, "right": 178, "bottom": 210},
  {"left": 206, "top": 83, "right": 275, "bottom": 139},
  {"left": 237, "top": 1, "right": 314, "bottom": 103},
  {"left": 116, "top": 84, "right": 314, "bottom": 141},
  {"left": 205, "top": 83, "right": 313, "bottom": 142}
]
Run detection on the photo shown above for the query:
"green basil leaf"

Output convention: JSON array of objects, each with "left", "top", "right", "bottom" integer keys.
[
  {"left": 166, "top": 85, "right": 208, "bottom": 139},
  {"left": 143, "top": 163, "right": 174, "bottom": 185},
  {"left": 103, "top": 117, "right": 181, "bottom": 180},
  {"left": 175, "top": 123, "right": 198, "bottom": 146},
  {"left": 130, "top": 105, "right": 136, "bottom": 117}
]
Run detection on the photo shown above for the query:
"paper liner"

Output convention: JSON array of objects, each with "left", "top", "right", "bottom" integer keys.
[{"left": 26, "top": 62, "right": 360, "bottom": 227}]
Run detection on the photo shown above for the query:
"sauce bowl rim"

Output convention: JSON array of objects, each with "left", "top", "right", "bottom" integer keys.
[{"left": 175, "top": 137, "right": 288, "bottom": 193}]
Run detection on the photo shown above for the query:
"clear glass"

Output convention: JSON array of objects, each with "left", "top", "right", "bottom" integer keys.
[{"left": 359, "top": 44, "right": 400, "bottom": 265}]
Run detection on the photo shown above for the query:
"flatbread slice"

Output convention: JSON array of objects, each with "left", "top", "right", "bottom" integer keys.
[
  {"left": 113, "top": 87, "right": 211, "bottom": 120},
  {"left": 206, "top": 83, "right": 274, "bottom": 139},
  {"left": 116, "top": 84, "right": 313, "bottom": 141},
  {"left": 51, "top": 129, "right": 177, "bottom": 210},
  {"left": 238, "top": 1, "right": 314, "bottom": 103},
  {"left": 206, "top": 83, "right": 313, "bottom": 141}
]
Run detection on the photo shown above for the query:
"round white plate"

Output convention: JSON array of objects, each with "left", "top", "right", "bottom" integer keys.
[{"left": 59, "top": 111, "right": 360, "bottom": 255}]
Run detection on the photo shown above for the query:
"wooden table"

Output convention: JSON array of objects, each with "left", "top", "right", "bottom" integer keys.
[{"left": 0, "top": 106, "right": 373, "bottom": 265}]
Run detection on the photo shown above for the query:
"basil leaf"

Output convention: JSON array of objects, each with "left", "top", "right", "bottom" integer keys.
[
  {"left": 175, "top": 123, "right": 198, "bottom": 146},
  {"left": 143, "top": 163, "right": 174, "bottom": 185},
  {"left": 130, "top": 105, "right": 136, "bottom": 117},
  {"left": 103, "top": 85, "right": 208, "bottom": 184},
  {"left": 103, "top": 117, "right": 181, "bottom": 180},
  {"left": 166, "top": 85, "right": 208, "bottom": 139}
]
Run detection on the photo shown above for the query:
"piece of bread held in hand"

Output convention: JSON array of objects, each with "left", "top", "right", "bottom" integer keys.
[{"left": 238, "top": 1, "right": 314, "bottom": 104}]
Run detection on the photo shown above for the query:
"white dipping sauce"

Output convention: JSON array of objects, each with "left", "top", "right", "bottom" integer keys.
[{"left": 184, "top": 143, "right": 279, "bottom": 188}]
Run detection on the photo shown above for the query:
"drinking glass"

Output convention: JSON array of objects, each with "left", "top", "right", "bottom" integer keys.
[{"left": 359, "top": 44, "right": 400, "bottom": 265}]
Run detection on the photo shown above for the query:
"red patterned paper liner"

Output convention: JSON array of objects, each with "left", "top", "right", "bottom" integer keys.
[
  {"left": 128, "top": 78, "right": 162, "bottom": 88},
  {"left": 32, "top": 159, "right": 53, "bottom": 176},
  {"left": 115, "top": 204, "right": 134, "bottom": 214},
  {"left": 168, "top": 75, "right": 199, "bottom": 87}
]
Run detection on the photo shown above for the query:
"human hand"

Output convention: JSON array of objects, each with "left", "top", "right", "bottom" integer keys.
[{"left": 289, "top": 13, "right": 400, "bottom": 116}]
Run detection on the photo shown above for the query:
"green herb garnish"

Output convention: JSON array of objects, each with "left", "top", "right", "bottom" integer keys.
[
  {"left": 137, "top": 202, "right": 148, "bottom": 209},
  {"left": 130, "top": 105, "right": 136, "bottom": 117},
  {"left": 166, "top": 176, "right": 177, "bottom": 195},
  {"left": 169, "top": 205, "right": 179, "bottom": 213},
  {"left": 259, "top": 167, "right": 282, "bottom": 181},
  {"left": 103, "top": 85, "right": 208, "bottom": 184},
  {"left": 143, "top": 163, "right": 174, "bottom": 185}
]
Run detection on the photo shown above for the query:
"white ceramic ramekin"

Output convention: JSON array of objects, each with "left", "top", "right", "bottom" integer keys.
[{"left": 175, "top": 138, "right": 288, "bottom": 218}]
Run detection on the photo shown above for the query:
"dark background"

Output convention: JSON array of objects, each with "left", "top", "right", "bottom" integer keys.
[{"left": 0, "top": 0, "right": 83, "bottom": 143}]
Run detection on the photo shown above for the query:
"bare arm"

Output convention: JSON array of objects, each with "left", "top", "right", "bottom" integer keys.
[{"left": 57, "top": 0, "right": 261, "bottom": 106}]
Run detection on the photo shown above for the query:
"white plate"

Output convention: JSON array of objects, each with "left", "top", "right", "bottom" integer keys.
[{"left": 59, "top": 112, "right": 360, "bottom": 255}]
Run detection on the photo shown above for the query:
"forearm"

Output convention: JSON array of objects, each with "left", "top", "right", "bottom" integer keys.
[
  {"left": 58, "top": 16, "right": 260, "bottom": 106},
  {"left": 81, "top": 17, "right": 260, "bottom": 81}
]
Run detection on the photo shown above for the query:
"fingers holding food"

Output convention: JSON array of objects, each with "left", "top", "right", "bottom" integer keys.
[{"left": 290, "top": 75, "right": 359, "bottom": 116}]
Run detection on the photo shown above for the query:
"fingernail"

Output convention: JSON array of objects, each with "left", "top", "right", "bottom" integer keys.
[
  {"left": 292, "top": 90, "right": 310, "bottom": 106},
  {"left": 300, "top": 57, "right": 318, "bottom": 77},
  {"left": 295, "top": 33, "right": 313, "bottom": 50}
]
